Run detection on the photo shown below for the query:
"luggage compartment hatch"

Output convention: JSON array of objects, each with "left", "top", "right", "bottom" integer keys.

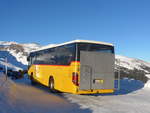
[{"left": 79, "top": 51, "right": 115, "bottom": 90}]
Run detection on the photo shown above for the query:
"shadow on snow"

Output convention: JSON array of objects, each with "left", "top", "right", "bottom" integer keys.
[{"left": 81, "top": 78, "right": 144, "bottom": 96}]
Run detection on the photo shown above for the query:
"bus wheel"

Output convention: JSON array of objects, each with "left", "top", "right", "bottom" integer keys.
[
  {"left": 49, "top": 77, "right": 56, "bottom": 93},
  {"left": 30, "top": 75, "right": 36, "bottom": 85}
]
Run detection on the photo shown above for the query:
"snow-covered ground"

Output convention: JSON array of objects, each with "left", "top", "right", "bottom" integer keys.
[
  {"left": 0, "top": 73, "right": 91, "bottom": 113},
  {"left": 1, "top": 72, "right": 150, "bottom": 113},
  {"left": 66, "top": 88, "right": 150, "bottom": 113},
  {"left": 65, "top": 78, "right": 150, "bottom": 113}
]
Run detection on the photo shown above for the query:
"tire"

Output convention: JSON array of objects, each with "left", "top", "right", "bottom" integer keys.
[
  {"left": 31, "top": 79, "right": 36, "bottom": 85},
  {"left": 30, "top": 75, "right": 36, "bottom": 85},
  {"left": 49, "top": 77, "right": 56, "bottom": 93}
]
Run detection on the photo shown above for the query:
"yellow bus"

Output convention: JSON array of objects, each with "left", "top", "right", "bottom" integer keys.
[{"left": 27, "top": 40, "right": 115, "bottom": 94}]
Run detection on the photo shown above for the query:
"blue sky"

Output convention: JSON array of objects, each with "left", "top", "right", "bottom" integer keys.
[{"left": 0, "top": 0, "right": 150, "bottom": 62}]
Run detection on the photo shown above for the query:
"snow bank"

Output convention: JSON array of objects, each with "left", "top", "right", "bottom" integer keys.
[
  {"left": 144, "top": 81, "right": 150, "bottom": 89},
  {"left": 145, "top": 74, "right": 150, "bottom": 79},
  {"left": 144, "top": 74, "right": 150, "bottom": 89}
]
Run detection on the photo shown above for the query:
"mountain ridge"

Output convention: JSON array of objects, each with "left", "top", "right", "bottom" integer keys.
[{"left": 0, "top": 41, "right": 150, "bottom": 82}]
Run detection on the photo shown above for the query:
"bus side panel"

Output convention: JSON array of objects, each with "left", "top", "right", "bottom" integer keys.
[
  {"left": 60, "top": 63, "right": 79, "bottom": 93},
  {"left": 28, "top": 63, "right": 114, "bottom": 94},
  {"left": 28, "top": 65, "right": 36, "bottom": 79},
  {"left": 36, "top": 65, "right": 58, "bottom": 87},
  {"left": 29, "top": 64, "right": 77, "bottom": 93},
  {"left": 28, "top": 65, "right": 45, "bottom": 84}
]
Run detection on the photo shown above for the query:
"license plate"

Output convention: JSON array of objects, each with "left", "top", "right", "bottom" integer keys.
[{"left": 94, "top": 79, "right": 104, "bottom": 84}]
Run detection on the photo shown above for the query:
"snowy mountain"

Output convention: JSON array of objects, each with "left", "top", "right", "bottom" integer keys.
[
  {"left": 0, "top": 41, "right": 41, "bottom": 71},
  {"left": 0, "top": 41, "right": 150, "bottom": 81},
  {"left": 115, "top": 55, "right": 150, "bottom": 82},
  {"left": 115, "top": 55, "right": 150, "bottom": 73}
]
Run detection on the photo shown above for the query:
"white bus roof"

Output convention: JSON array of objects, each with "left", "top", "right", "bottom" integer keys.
[{"left": 32, "top": 40, "right": 114, "bottom": 52}]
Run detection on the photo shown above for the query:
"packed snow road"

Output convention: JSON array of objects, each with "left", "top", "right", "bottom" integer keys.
[
  {"left": 65, "top": 78, "right": 150, "bottom": 113},
  {"left": 1, "top": 72, "right": 150, "bottom": 113},
  {"left": 0, "top": 73, "right": 91, "bottom": 113}
]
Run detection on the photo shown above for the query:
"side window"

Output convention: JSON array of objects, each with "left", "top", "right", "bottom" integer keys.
[
  {"left": 47, "top": 48, "right": 56, "bottom": 65},
  {"left": 29, "top": 43, "right": 76, "bottom": 65},
  {"left": 32, "top": 56, "right": 37, "bottom": 64},
  {"left": 55, "top": 44, "right": 75, "bottom": 65},
  {"left": 34, "top": 49, "right": 56, "bottom": 65},
  {"left": 29, "top": 57, "right": 32, "bottom": 65},
  {"left": 35, "top": 52, "right": 43, "bottom": 64}
]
